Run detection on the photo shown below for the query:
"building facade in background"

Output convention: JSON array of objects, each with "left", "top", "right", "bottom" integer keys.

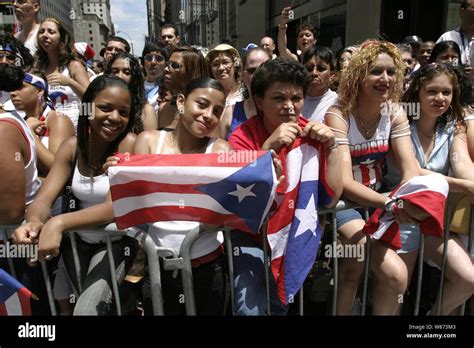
[
  {"left": 146, "top": 0, "right": 181, "bottom": 42},
  {"left": 72, "top": 0, "right": 114, "bottom": 59},
  {"left": 0, "top": 0, "right": 74, "bottom": 36},
  {"left": 149, "top": 0, "right": 462, "bottom": 57},
  {"left": 40, "top": 0, "right": 74, "bottom": 35}
]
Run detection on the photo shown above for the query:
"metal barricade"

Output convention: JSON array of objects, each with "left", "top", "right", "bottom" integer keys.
[
  {"left": 318, "top": 199, "right": 371, "bottom": 316},
  {"left": 3, "top": 192, "right": 473, "bottom": 317},
  {"left": 0, "top": 223, "right": 57, "bottom": 316}
]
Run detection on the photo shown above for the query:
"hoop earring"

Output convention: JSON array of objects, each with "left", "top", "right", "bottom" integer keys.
[{"left": 175, "top": 106, "right": 184, "bottom": 118}]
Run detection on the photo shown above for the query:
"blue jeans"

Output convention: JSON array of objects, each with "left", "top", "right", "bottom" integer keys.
[{"left": 230, "top": 232, "right": 288, "bottom": 316}]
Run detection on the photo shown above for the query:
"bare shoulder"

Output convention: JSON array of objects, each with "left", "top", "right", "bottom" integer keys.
[
  {"left": 118, "top": 132, "right": 137, "bottom": 153},
  {"left": 212, "top": 138, "right": 232, "bottom": 153}
]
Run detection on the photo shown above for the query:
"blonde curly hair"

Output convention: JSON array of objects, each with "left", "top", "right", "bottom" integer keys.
[{"left": 338, "top": 39, "right": 405, "bottom": 118}]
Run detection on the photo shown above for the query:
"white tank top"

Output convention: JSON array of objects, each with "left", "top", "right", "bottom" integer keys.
[
  {"left": 48, "top": 67, "right": 81, "bottom": 129},
  {"left": 71, "top": 163, "right": 120, "bottom": 243},
  {"left": 147, "top": 131, "right": 224, "bottom": 259},
  {"left": 0, "top": 112, "right": 41, "bottom": 206}
]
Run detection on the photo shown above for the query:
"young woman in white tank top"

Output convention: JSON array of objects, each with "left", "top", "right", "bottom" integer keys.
[
  {"left": 35, "top": 18, "right": 90, "bottom": 129},
  {"left": 14, "top": 76, "right": 138, "bottom": 315},
  {"left": 325, "top": 40, "right": 424, "bottom": 315},
  {"left": 107, "top": 77, "right": 232, "bottom": 314}
]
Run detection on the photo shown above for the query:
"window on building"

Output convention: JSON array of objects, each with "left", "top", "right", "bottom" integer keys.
[{"left": 89, "top": 30, "right": 93, "bottom": 34}]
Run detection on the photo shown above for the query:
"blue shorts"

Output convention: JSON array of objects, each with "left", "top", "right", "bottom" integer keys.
[
  {"left": 335, "top": 208, "right": 365, "bottom": 230},
  {"left": 397, "top": 224, "right": 421, "bottom": 254}
]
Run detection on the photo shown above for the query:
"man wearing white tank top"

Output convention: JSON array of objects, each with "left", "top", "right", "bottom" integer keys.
[{"left": 13, "top": 0, "right": 41, "bottom": 57}]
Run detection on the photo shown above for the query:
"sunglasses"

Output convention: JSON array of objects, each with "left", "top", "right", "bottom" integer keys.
[
  {"left": 0, "top": 52, "right": 16, "bottom": 61},
  {"left": 166, "top": 61, "right": 182, "bottom": 71},
  {"left": 144, "top": 54, "right": 165, "bottom": 63},
  {"left": 245, "top": 67, "right": 257, "bottom": 74}
]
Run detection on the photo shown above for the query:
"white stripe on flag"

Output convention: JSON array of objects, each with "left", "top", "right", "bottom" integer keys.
[
  {"left": 300, "top": 144, "right": 320, "bottom": 182},
  {"left": 371, "top": 215, "right": 395, "bottom": 240},
  {"left": 394, "top": 174, "right": 448, "bottom": 198},
  {"left": 5, "top": 293, "right": 21, "bottom": 315},
  {"left": 109, "top": 165, "right": 242, "bottom": 185},
  {"left": 285, "top": 147, "right": 303, "bottom": 193},
  {"left": 113, "top": 192, "right": 232, "bottom": 217},
  {"left": 268, "top": 223, "right": 291, "bottom": 260}
]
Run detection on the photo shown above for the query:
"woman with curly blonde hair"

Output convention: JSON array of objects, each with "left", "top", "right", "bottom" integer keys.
[{"left": 325, "top": 40, "right": 423, "bottom": 315}]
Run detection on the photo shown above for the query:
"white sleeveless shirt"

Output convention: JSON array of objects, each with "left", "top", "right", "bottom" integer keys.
[
  {"left": 71, "top": 163, "right": 120, "bottom": 243},
  {"left": 0, "top": 111, "right": 41, "bottom": 206},
  {"left": 147, "top": 131, "right": 224, "bottom": 259},
  {"left": 48, "top": 67, "right": 81, "bottom": 129}
]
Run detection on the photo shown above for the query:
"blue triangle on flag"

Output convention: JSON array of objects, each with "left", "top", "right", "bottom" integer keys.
[
  {"left": 0, "top": 268, "right": 23, "bottom": 303},
  {"left": 196, "top": 152, "right": 274, "bottom": 233}
]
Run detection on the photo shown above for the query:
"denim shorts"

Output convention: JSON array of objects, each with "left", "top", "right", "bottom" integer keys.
[
  {"left": 397, "top": 224, "right": 421, "bottom": 254},
  {"left": 335, "top": 208, "right": 365, "bottom": 230}
]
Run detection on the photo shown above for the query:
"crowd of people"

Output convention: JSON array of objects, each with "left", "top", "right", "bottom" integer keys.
[{"left": 0, "top": 0, "right": 473, "bottom": 316}]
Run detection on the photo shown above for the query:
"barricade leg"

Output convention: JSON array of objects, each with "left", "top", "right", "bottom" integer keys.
[
  {"left": 331, "top": 212, "right": 338, "bottom": 316},
  {"left": 262, "top": 222, "right": 272, "bottom": 316},
  {"left": 436, "top": 195, "right": 453, "bottom": 315},
  {"left": 69, "top": 232, "right": 82, "bottom": 294},
  {"left": 361, "top": 208, "right": 370, "bottom": 316},
  {"left": 224, "top": 230, "right": 235, "bottom": 315},
  {"left": 105, "top": 234, "right": 122, "bottom": 315},
  {"left": 414, "top": 235, "right": 424, "bottom": 315},
  {"left": 40, "top": 260, "right": 58, "bottom": 316},
  {"left": 462, "top": 204, "right": 474, "bottom": 315}
]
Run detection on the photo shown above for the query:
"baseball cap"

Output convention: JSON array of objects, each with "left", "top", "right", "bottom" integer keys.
[
  {"left": 74, "top": 42, "right": 96, "bottom": 61},
  {"left": 242, "top": 43, "right": 258, "bottom": 51}
]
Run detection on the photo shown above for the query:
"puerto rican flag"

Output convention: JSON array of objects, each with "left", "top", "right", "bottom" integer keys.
[
  {"left": 268, "top": 137, "right": 333, "bottom": 305},
  {"left": 0, "top": 268, "right": 32, "bottom": 316},
  {"left": 363, "top": 174, "right": 449, "bottom": 249},
  {"left": 109, "top": 151, "right": 277, "bottom": 234}
]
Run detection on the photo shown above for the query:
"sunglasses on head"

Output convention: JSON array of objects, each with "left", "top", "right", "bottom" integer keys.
[
  {"left": 144, "top": 54, "right": 165, "bottom": 62},
  {"left": 0, "top": 52, "right": 16, "bottom": 61}
]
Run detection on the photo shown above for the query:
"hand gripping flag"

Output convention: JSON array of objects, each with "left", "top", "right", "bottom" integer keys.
[
  {"left": 267, "top": 137, "right": 334, "bottom": 305},
  {"left": 0, "top": 268, "right": 32, "bottom": 316},
  {"left": 109, "top": 151, "right": 277, "bottom": 234},
  {"left": 363, "top": 174, "right": 449, "bottom": 249}
]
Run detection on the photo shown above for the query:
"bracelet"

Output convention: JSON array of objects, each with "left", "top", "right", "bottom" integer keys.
[
  {"left": 278, "top": 24, "right": 287, "bottom": 30},
  {"left": 327, "top": 139, "right": 339, "bottom": 150}
]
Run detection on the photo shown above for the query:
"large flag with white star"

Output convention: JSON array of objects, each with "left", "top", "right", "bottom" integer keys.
[
  {"left": 268, "top": 137, "right": 334, "bottom": 305},
  {"left": 109, "top": 151, "right": 277, "bottom": 234}
]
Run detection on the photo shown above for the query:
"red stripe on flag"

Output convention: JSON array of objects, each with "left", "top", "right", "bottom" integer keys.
[
  {"left": 111, "top": 180, "right": 205, "bottom": 200},
  {"left": 115, "top": 205, "right": 252, "bottom": 232},
  {"left": 0, "top": 303, "right": 7, "bottom": 316},
  {"left": 115, "top": 151, "right": 265, "bottom": 168},
  {"left": 267, "top": 185, "right": 299, "bottom": 233},
  {"left": 271, "top": 255, "right": 286, "bottom": 304},
  {"left": 18, "top": 288, "right": 32, "bottom": 316}
]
